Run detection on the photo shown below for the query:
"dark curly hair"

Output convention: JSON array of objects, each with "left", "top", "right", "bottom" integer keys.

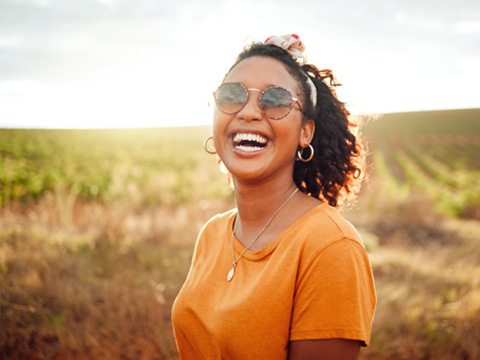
[{"left": 225, "top": 42, "right": 367, "bottom": 208}]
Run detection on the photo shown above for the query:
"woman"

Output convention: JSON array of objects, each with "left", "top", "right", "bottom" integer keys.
[{"left": 171, "top": 34, "right": 376, "bottom": 359}]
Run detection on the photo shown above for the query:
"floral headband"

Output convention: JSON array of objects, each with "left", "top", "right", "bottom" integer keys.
[{"left": 264, "top": 34, "right": 317, "bottom": 108}]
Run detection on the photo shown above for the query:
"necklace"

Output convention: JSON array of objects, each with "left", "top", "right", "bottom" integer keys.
[{"left": 227, "top": 186, "right": 299, "bottom": 282}]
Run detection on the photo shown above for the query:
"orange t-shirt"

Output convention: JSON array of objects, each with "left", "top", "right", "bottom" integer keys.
[{"left": 171, "top": 202, "right": 376, "bottom": 359}]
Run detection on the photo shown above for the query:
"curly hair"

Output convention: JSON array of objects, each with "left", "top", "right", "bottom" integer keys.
[{"left": 226, "top": 43, "right": 367, "bottom": 208}]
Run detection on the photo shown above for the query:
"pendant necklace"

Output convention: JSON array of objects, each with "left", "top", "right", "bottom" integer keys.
[{"left": 227, "top": 186, "right": 299, "bottom": 282}]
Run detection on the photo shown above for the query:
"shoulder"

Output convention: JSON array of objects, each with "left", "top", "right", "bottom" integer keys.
[
  {"left": 291, "top": 204, "right": 374, "bottom": 299},
  {"left": 195, "top": 208, "right": 236, "bottom": 247},
  {"left": 295, "top": 202, "right": 365, "bottom": 253},
  {"left": 190, "top": 208, "right": 236, "bottom": 263},
  {"left": 200, "top": 208, "right": 236, "bottom": 234}
]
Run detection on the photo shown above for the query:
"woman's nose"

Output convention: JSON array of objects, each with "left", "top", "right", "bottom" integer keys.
[{"left": 236, "top": 90, "right": 262, "bottom": 122}]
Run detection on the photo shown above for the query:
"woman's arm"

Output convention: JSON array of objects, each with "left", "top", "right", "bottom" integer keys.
[{"left": 288, "top": 339, "right": 361, "bottom": 360}]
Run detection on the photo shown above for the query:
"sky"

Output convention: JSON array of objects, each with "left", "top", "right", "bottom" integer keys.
[{"left": 0, "top": 0, "right": 479, "bottom": 128}]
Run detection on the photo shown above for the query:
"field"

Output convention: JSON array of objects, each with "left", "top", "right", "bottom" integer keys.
[
  {"left": 1, "top": 108, "right": 479, "bottom": 359},
  {"left": 352, "top": 109, "right": 480, "bottom": 359}
]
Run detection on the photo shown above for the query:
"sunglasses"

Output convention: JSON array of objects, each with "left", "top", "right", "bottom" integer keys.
[{"left": 213, "top": 82, "right": 303, "bottom": 120}]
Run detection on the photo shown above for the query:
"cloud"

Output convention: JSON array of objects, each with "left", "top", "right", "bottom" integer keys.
[
  {"left": 453, "top": 21, "right": 480, "bottom": 34},
  {"left": 0, "top": 35, "right": 24, "bottom": 47}
]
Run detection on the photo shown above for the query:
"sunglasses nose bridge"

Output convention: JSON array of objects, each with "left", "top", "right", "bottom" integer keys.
[{"left": 245, "top": 88, "right": 262, "bottom": 107}]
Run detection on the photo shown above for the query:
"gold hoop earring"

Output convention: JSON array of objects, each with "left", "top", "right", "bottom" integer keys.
[
  {"left": 204, "top": 136, "right": 217, "bottom": 154},
  {"left": 297, "top": 144, "right": 314, "bottom": 162}
]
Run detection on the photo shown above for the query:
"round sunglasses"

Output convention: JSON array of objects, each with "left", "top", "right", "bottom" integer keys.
[{"left": 213, "top": 82, "right": 303, "bottom": 120}]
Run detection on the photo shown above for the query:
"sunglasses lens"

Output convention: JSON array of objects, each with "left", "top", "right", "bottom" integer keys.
[
  {"left": 215, "top": 83, "right": 247, "bottom": 114},
  {"left": 260, "top": 87, "right": 293, "bottom": 120}
]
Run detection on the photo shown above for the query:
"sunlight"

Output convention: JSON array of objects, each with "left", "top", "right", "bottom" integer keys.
[{"left": 0, "top": 1, "right": 478, "bottom": 128}]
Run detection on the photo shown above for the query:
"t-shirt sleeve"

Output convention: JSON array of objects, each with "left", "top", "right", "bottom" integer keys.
[{"left": 289, "top": 237, "right": 376, "bottom": 346}]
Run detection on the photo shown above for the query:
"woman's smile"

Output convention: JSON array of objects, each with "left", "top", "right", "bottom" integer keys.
[
  {"left": 229, "top": 129, "right": 271, "bottom": 158},
  {"left": 232, "top": 132, "right": 268, "bottom": 152}
]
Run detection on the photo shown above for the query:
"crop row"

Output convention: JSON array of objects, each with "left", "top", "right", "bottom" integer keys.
[{"left": 374, "top": 141, "right": 480, "bottom": 218}]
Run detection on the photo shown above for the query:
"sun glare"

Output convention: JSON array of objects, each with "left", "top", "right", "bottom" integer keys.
[{"left": 0, "top": 1, "right": 478, "bottom": 128}]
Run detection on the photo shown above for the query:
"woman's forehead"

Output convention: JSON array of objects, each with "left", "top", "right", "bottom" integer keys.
[{"left": 225, "top": 56, "right": 301, "bottom": 92}]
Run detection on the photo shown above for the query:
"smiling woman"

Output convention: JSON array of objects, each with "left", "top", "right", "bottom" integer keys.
[{"left": 171, "top": 34, "right": 376, "bottom": 360}]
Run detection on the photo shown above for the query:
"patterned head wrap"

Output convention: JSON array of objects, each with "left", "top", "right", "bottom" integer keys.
[{"left": 264, "top": 34, "right": 317, "bottom": 108}]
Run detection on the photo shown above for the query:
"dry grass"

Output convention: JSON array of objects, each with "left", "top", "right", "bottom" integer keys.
[
  {"left": 350, "top": 188, "right": 480, "bottom": 360},
  {"left": 0, "top": 194, "right": 232, "bottom": 359},
  {"left": 1, "top": 185, "right": 479, "bottom": 359}
]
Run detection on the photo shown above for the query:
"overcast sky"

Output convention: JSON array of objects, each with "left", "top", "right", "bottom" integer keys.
[{"left": 1, "top": 0, "right": 479, "bottom": 128}]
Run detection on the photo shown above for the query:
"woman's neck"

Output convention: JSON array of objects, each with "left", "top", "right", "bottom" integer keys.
[{"left": 233, "top": 174, "right": 298, "bottom": 235}]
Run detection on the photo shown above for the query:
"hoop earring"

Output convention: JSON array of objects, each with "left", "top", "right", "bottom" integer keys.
[
  {"left": 297, "top": 144, "right": 314, "bottom": 162},
  {"left": 204, "top": 136, "right": 217, "bottom": 154}
]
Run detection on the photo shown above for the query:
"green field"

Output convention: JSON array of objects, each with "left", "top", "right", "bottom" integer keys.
[
  {"left": 363, "top": 108, "right": 480, "bottom": 219},
  {"left": 1, "top": 109, "right": 479, "bottom": 359},
  {"left": 0, "top": 127, "right": 233, "bottom": 207}
]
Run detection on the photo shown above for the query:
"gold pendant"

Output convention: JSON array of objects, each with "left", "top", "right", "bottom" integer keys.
[{"left": 226, "top": 266, "right": 235, "bottom": 282}]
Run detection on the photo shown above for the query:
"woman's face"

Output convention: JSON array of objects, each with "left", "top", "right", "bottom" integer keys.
[{"left": 213, "top": 56, "right": 314, "bottom": 185}]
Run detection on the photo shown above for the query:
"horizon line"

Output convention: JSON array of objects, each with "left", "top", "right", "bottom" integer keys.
[{"left": 1, "top": 107, "right": 479, "bottom": 130}]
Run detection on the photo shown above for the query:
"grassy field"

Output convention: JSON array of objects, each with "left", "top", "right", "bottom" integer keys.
[
  {"left": 0, "top": 127, "right": 233, "bottom": 207},
  {"left": 1, "top": 108, "right": 479, "bottom": 359}
]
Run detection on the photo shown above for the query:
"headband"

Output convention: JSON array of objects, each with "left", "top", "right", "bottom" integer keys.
[{"left": 264, "top": 34, "right": 317, "bottom": 108}]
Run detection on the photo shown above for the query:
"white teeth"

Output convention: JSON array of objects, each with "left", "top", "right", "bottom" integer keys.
[
  {"left": 233, "top": 133, "right": 268, "bottom": 144},
  {"left": 235, "top": 145, "right": 264, "bottom": 152}
]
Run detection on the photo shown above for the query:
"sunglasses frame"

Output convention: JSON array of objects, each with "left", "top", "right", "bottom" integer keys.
[{"left": 213, "top": 82, "right": 303, "bottom": 120}]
